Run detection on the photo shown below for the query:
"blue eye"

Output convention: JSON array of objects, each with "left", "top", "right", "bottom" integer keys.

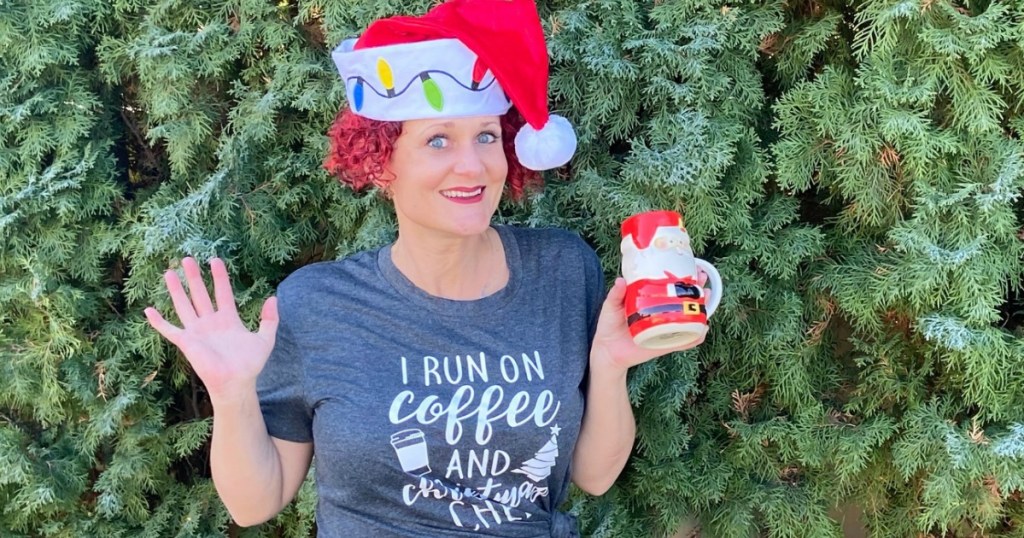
[
  {"left": 477, "top": 132, "right": 498, "bottom": 144},
  {"left": 427, "top": 135, "right": 448, "bottom": 149}
]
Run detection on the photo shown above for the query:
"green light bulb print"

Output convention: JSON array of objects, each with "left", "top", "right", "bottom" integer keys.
[{"left": 420, "top": 73, "right": 444, "bottom": 112}]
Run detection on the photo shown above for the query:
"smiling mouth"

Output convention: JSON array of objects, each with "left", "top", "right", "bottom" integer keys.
[{"left": 441, "top": 187, "right": 484, "bottom": 199}]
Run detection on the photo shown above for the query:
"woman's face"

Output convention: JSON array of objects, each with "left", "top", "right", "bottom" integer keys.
[{"left": 387, "top": 115, "right": 508, "bottom": 238}]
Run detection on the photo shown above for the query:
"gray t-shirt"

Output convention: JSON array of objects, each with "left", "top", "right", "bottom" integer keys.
[{"left": 257, "top": 225, "right": 605, "bottom": 537}]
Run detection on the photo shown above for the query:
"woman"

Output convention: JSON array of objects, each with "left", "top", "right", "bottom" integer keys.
[{"left": 144, "top": 1, "right": 705, "bottom": 536}]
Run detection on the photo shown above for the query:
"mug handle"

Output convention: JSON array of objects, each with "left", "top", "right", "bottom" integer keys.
[{"left": 694, "top": 259, "right": 723, "bottom": 317}]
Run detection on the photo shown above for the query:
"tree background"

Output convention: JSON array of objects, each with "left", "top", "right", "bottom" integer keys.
[{"left": 2, "top": 0, "right": 1024, "bottom": 536}]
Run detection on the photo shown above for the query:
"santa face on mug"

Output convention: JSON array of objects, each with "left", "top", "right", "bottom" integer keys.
[{"left": 621, "top": 224, "right": 698, "bottom": 284}]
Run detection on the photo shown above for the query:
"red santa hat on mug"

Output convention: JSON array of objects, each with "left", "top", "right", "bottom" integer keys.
[
  {"left": 330, "top": 0, "right": 577, "bottom": 171},
  {"left": 621, "top": 210, "right": 686, "bottom": 250}
]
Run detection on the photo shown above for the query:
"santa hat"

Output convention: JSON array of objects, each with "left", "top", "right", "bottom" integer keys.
[
  {"left": 330, "top": 0, "right": 577, "bottom": 171},
  {"left": 621, "top": 210, "right": 686, "bottom": 250}
]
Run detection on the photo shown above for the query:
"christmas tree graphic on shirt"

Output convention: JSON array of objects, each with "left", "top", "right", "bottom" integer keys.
[{"left": 511, "top": 425, "right": 560, "bottom": 482}]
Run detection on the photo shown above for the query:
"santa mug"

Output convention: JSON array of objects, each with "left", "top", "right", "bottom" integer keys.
[{"left": 620, "top": 210, "right": 723, "bottom": 349}]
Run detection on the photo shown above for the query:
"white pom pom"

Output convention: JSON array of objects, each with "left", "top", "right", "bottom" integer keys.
[{"left": 514, "top": 114, "right": 577, "bottom": 171}]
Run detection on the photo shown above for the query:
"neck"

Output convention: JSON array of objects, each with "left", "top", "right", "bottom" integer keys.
[{"left": 391, "top": 226, "right": 508, "bottom": 300}]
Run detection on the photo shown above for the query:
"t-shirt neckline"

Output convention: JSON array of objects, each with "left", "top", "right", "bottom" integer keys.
[{"left": 376, "top": 224, "right": 522, "bottom": 315}]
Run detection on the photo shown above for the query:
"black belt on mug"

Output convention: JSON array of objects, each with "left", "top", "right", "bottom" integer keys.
[{"left": 627, "top": 303, "right": 707, "bottom": 326}]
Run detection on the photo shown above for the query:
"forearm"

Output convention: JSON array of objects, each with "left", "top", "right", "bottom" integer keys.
[
  {"left": 209, "top": 388, "right": 286, "bottom": 526},
  {"left": 571, "top": 349, "right": 636, "bottom": 495}
]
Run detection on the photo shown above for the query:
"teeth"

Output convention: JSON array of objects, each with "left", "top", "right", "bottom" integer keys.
[{"left": 442, "top": 188, "right": 483, "bottom": 198}]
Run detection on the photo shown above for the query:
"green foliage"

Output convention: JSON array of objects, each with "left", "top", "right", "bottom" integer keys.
[{"left": 2, "top": 0, "right": 1024, "bottom": 536}]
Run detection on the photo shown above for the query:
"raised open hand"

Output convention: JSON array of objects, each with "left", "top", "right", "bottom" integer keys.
[{"left": 144, "top": 257, "right": 279, "bottom": 402}]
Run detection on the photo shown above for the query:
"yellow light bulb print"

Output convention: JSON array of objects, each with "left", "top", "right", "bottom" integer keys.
[{"left": 377, "top": 57, "right": 395, "bottom": 97}]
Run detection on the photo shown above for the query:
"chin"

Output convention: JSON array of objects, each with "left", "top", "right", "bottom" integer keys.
[
  {"left": 442, "top": 203, "right": 499, "bottom": 236},
  {"left": 445, "top": 218, "right": 494, "bottom": 237}
]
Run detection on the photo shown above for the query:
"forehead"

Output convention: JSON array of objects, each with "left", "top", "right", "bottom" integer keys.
[{"left": 401, "top": 115, "right": 501, "bottom": 133}]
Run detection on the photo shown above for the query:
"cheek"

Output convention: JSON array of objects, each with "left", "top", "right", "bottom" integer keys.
[
  {"left": 486, "top": 146, "right": 509, "bottom": 178},
  {"left": 389, "top": 152, "right": 447, "bottom": 191}
]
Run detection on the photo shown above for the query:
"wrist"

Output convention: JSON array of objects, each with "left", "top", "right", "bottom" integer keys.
[
  {"left": 208, "top": 382, "right": 259, "bottom": 409},
  {"left": 589, "top": 346, "right": 631, "bottom": 380}
]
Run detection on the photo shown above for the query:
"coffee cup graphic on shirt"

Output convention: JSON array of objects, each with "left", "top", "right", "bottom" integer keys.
[{"left": 391, "top": 429, "right": 432, "bottom": 477}]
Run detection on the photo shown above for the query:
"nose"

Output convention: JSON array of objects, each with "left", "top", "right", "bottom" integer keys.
[{"left": 452, "top": 143, "right": 486, "bottom": 177}]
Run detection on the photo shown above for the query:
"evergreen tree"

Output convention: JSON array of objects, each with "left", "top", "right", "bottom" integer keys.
[
  {"left": 767, "top": 0, "right": 1024, "bottom": 535},
  {"left": 2, "top": 0, "right": 1023, "bottom": 536}
]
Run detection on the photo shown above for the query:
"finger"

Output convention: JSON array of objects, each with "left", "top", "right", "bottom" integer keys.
[
  {"left": 697, "top": 270, "right": 709, "bottom": 287},
  {"left": 606, "top": 277, "right": 626, "bottom": 302},
  {"left": 257, "top": 296, "right": 280, "bottom": 343},
  {"left": 209, "top": 257, "right": 238, "bottom": 315},
  {"left": 182, "top": 257, "right": 215, "bottom": 317},
  {"left": 600, "top": 277, "right": 627, "bottom": 315},
  {"left": 144, "top": 307, "right": 183, "bottom": 345},
  {"left": 164, "top": 268, "right": 198, "bottom": 326}
]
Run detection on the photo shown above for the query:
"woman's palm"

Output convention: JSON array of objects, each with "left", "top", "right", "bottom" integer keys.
[{"left": 145, "top": 257, "right": 279, "bottom": 397}]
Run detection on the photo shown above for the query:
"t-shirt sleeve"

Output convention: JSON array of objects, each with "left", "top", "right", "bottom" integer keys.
[
  {"left": 574, "top": 234, "right": 607, "bottom": 416},
  {"left": 580, "top": 238, "right": 607, "bottom": 344},
  {"left": 256, "top": 281, "right": 314, "bottom": 443}
]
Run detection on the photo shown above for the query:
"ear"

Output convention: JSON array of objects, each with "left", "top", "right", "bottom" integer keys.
[{"left": 654, "top": 237, "right": 668, "bottom": 249}]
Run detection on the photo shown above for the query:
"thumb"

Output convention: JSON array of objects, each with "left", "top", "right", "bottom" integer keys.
[
  {"left": 257, "top": 296, "right": 279, "bottom": 343},
  {"left": 601, "top": 277, "right": 627, "bottom": 315}
]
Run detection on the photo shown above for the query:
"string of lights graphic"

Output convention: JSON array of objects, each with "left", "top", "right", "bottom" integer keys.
[{"left": 346, "top": 56, "right": 506, "bottom": 112}]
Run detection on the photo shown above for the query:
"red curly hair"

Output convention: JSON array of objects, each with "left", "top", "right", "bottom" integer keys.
[{"left": 324, "top": 107, "right": 541, "bottom": 201}]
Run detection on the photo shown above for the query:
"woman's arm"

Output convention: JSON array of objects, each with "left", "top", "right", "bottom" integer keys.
[
  {"left": 570, "top": 351, "right": 633, "bottom": 495},
  {"left": 210, "top": 389, "right": 313, "bottom": 526},
  {"left": 144, "top": 257, "right": 313, "bottom": 525},
  {"left": 570, "top": 276, "right": 705, "bottom": 495}
]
